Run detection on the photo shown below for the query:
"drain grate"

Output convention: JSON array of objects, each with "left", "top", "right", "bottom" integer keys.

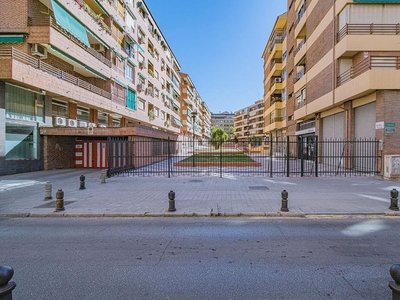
[
  {"left": 34, "top": 201, "right": 76, "bottom": 209},
  {"left": 248, "top": 186, "right": 269, "bottom": 190}
]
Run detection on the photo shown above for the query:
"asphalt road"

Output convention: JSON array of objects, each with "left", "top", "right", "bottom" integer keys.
[{"left": 1, "top": 217, "right": 399, "bottom": 300}]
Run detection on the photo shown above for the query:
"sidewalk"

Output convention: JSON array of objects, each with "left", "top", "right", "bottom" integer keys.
[{"left": 1, "top": 169, "right": 400, "bottom": 218}]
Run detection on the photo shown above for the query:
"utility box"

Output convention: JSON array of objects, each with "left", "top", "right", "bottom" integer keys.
[{"left": 384, "top": 155, "right": 400, "bottom": 181}]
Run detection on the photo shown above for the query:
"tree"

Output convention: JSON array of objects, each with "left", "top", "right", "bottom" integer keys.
[
  {"left": 210, "top": 127, "right": 228, "bottom": 150},
  {"left": 249, "top": 136, "right": 262, "bottom": 147}
]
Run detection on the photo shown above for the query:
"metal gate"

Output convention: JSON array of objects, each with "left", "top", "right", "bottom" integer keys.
[{"left": 107, "top": 137, "right": 382, "bottom": 177}]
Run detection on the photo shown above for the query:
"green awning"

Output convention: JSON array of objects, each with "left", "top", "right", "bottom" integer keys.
[
  {"left": 136, "top": 43, "right": 145, "bottom": 53},
  {"left": 138, "top": 72, "right": 147, "bottom": 80},
  {"left": 113, "top": 77, "right": 127, "bottom": 88},
  {"left": 173, "top": 102, "right": 179, "bottom": 110},
  {"left": 51, "top": 0, "right": 90, "bottom": 46},
  {"left": 173, "top": 117, "right": 182, "bottom": 127},
  {"left": 127, "top": 57, "right": 137, "bottom": 67},
  {"left": 0, "top": 35, "right": 24, "bottom": 43}
]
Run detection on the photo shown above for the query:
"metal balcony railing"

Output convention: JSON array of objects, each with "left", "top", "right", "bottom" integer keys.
[
  {"left": 0, "top": 47, "right": 112, "bottom": 99},
  {"left": 337, "top": 23, "right": 400, "bottom": 42},
  {"left": 336, "top": 56, "right": 400, "bottom": 87}
]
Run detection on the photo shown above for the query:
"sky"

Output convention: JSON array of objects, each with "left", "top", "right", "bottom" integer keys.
[{"left": 144, "top": 0, "right": 287, "bottom": 114}]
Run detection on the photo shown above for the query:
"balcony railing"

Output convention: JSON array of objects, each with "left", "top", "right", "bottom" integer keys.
[
  {"left": 28, "top": 15, "right": 112, "bottom": 68},
  {"left": 337, "top": 23, "right": 400, "bottom": 42},
  {"left": 0, "top": 47, "right": 111, "bottom": 99},
  {"left": 270, "top": 58, "right": 282, "bottom": 71},
  {"left": 336, "top": 56, "right": 400, "bottom": 87}
]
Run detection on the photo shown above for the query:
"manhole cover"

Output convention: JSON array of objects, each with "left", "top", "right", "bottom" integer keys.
[
  {"left": 248, "top": 186, "right": 269, "bottom": 190},
  {"left": 188, "top": 180, "right": 203, "bottom": 183},
  {"left": 34, "top": 201, "right": 76, "bottom": 208}
]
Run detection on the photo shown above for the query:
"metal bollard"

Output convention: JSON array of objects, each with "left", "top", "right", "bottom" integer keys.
[
  {"left": 168, "top": 190, "right": 176, "bottom": 212},
  {"left": 0, "top": 265, "right": 16, "bottom": 300},
  {"left": 79, "top": 175, "right": 86, "bottom": 190},
  {"left": 100, "top": 172, "right": 106, "bottom": 184},
  {"left": 389, "top": 189, "right": 399, "bottom": 211},
  {"left": 55, "top": 189, "right": 65, "bottom": 212},
  {"left": 44, "top": 181, "right": 52, "bottom": 200},
  {"left": 281, "top": 190, "right": 289, "bottom": 212},
  {"left": 389, "top": 264, "right": 400, "bottom": 300}
]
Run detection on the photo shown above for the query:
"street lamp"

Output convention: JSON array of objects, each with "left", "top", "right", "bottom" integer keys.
[{"left": 191, "top": 111, "right": 198, "bottom": 167}]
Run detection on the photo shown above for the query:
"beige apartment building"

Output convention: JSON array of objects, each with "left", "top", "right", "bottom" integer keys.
[
  {"left": 0, "top": 0, "right": 210, "bottom": 175},
  {"left": 263, "top": 0, "right": 400, "bottom": 162},
  {"left": 179, "top": 72, "right": 211, "bottom": 145},
  {"left": 234, "top": 100, "right": 264, "bottom": 141}
]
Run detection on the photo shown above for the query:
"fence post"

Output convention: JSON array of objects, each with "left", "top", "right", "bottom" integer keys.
[
  {"left": 269, "top": 138, "right": 273, "bottom": 177},
  {"left": 167, "top": 137, "right": 171, "bottom": 178},
  {"left": 107, "top": 137, "right": 112, "bottom": 177},
  {"left": 219, "top": 138, "right": 223, "bottom": 178},
  {"left": 300, "top": 137, "right": 304, "bottom": 177},
  {"left": 286, "top": 136, "right": 290, "bottom": 177},
  {"left": 315, "top": 136, "right": 319, "bottom": 177}
]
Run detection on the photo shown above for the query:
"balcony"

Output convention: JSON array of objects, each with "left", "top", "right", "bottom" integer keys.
[
  {"left": 336, "top": 56, "right": 400, "bottom": 103},
  {"left": 29, "top": 16, "right": 111, "bottom": 68},
  {"left": 336, "top": 24, "right": 400, "bottom": 58},
  {"left": 0, "top": 47, "right": 111, "bottom": 99}
]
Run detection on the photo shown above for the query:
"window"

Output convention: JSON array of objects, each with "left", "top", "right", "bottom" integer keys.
[
  {"left": 126, "top": 89, "right": 136, "bottom": 110},
  {"left": 154, "top": 107, "right": 159, "bottom": 117},
  {"left": 5, "top": 123, "right": 39, "bottom": 160},
  {"left": 124, "top": 39, "right": 135, "bottom": 58},
  {"left": 77, "top": 106, "right": 90, "bottom": 121},
  {"left": 52, "top": 99, "right": 68, "bottom": 117},
  {"left": 138, "top": 98, "right": 145, "bottom": 110},
  {"left": 5, "top": 83, "right": 44, "bottom": 122},
  {"left": 126, "top": 63, "right": 134, "bottom": 82},
  {"left": 98, "top": 112, "right": 108, "bottom": 126}
]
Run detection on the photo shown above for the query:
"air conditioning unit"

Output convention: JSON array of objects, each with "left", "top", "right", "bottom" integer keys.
[
  {"left": 67, "top": 119, "right": 78, "bottom": 127},
  {"left": 78, "top": 121, "right": 88, "bottom": 127},
  {"left": 53, "top": 116, "right": 66, "bottom": 126},
  {"left": 137, "top": 83, "right": 144, "bottom": 92},
  {"left": 88, "top": 123, "right": 97, "bottom": 128},
  {"left": 90, "top": 44, "right": 105, "bottom": 54},
  {"left": 31, "top": 44, "right": 47, "bottom": 59},
  {"left": 146, "top": 87, "right": 153, "bottom": 95},
  {"left": 139, "top": 61, "right": 146, "bottom": 69},
  {"left": 274, "top": 78, "right": 282, "bottom": 83}
]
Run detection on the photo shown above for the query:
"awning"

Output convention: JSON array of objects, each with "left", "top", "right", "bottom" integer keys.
[
  {"left": 113, "top": 77, "right": 127, "bottom": 88},
  {"left": 136, "top": 43, "right": 145, "bottom": 53},
  {"left": 0, "top": 35, "right": 24, "bottom": 44},
  {"left": 51, "top": 0, "right": 90, "bottom": 46},
  {"left": 173, "top": 117, "right": 183, "bottom": 127},
  {"left": 87, "top": 29, "right": 109, "bottom": 48},
  {"left": 173, "top": 102, "right": 179, "bottom": 110},
  {"left": 138, "top": 72, "right": 147, "bottom": 80},
  {"left": 127, "top": 57, "right": 137, "bottom": 67}
]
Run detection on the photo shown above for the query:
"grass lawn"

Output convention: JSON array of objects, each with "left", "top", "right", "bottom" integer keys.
[{"left": 180, "top": 153, "right": 255, "bottom": 163}]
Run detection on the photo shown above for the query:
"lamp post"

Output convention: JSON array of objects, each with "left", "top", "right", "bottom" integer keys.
[{"left": 191, "top": 111, "right": 197, "bottom": 168}]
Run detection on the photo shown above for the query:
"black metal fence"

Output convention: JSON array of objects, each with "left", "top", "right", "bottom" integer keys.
[{"left": 107, "top": 137, "right": 382, "bottom": 178}]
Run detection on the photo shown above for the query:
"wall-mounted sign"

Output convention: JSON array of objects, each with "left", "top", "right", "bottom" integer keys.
[
  {"left": 375, "top": 121, "right": 384, "bottom": 130},
  {"left": 385, "top": 128, "right": 396, "bottom": 134},
  {"left": 385, "top": 123, "right": 396, "bottom": 127}
]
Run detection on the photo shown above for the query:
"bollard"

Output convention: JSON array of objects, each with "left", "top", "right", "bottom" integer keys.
[
  {"left": 44, "top": 181, "right": 52, "bottom": 200},
  {"left": 389, "top": 189, "right": 399, "bottom": 211},
  {"left": 100, "top": 172, "right": 106, "bottom": 184},
  {"left": 55, "top": 189, "right": 65, "bottom": 212},
  {"left": 281, "top": 190, "right": 289, "bottom": 212},
  {"left": 168, "top": 190, "right": 176, "bottom": 212},
  {"left": 0, "top": 266, "right": 16, "bottom": 300},
  {"left": 79, "top": 175, "right": 86, "bottom": 190},
  {"left": 389, "top": 264, "right": 400, "bottom": 300}
]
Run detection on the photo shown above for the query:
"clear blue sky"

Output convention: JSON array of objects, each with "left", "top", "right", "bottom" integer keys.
[{"left": 144, "top": 0, "right": 287, "bottom": 114}]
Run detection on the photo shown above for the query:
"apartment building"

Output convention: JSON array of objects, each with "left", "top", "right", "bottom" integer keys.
[
  {"left": 234, "top": 100, "right": 264, "bottom": 141},
  {"left": 262, "top": 13, "right": 287, "bottom": 142},
  {"left": 211, "top": 111, "right": 235, "bottom": 135},
  {"left": 178, "top": 72, "right": 211, "bottom": 144},
  {"left": 263, "top": 0, "right": 400, "bottom": 159},
  {"left": 0, "top": 0, "right": 209, "bottom": 175}
]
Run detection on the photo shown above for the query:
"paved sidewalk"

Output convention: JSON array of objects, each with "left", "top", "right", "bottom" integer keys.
[{"left": 0, "top": 169, "right": 400, "bottom": 218}]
